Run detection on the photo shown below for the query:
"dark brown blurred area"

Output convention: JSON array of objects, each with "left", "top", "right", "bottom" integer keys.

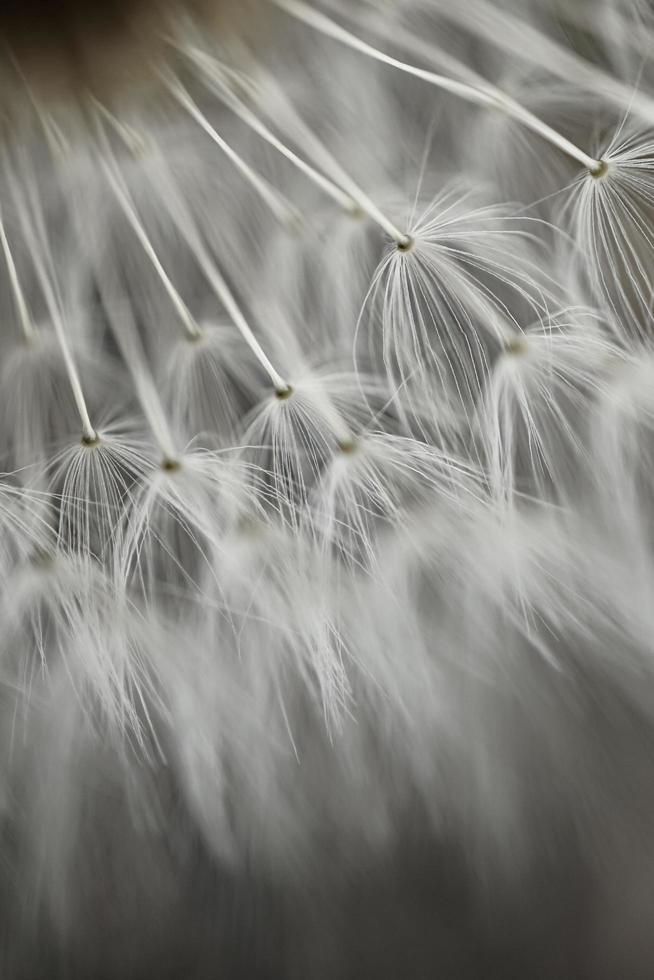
[
  {"left": 2, "top": 815, "right": 652, "bottom": 980},
  {"left": 0, "top": 0, "right": 170, "bottom": 101},
  {"left": 0, "top": 0, "right": 150, "bottom": 45},
  {"left": 0, "top": 0, "right": 265, "bottom": 103}
]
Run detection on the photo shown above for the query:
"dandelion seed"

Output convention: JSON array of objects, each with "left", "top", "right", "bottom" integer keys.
[
  {"left": 244, "top": 366, "right": 364, "bottom": 513},
  {"left": 162, "top": 321, "right": 264, "bottom": 445},
  {"left": 51, "top": 422, "right": 154, "bottom": 560},
  {"left": 478, "top": 312, "right": 619, "bottom": 503},
  {"left": 570, "top": 129, "right": 654, "bottom": 337},
  {"left": 311, "top": 430, "right": 486, "bottom": 568},
  {"left": 118, "top": 446, "right": 270, "bottom": 601},
  {"left": 364, "top": 183, "right": 555, "bottom": 423}
]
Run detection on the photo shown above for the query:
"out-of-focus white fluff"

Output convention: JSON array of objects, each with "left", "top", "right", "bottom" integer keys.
[{"left": 2, "top": 0, "right": 654, "bottom": 976}]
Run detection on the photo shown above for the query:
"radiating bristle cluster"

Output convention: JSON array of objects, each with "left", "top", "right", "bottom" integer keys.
[{"left": 2, "top": 0, "right": 654, "bottom": 976}]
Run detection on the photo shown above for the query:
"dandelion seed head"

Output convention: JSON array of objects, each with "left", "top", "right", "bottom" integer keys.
[{"left": 4, "top": 0, "right": 654, "bottom": 971}]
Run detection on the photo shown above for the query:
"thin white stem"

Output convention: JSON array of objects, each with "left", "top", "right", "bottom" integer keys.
[
  {"left": 323, "top": 0, "right": 487, "bottom": 90},
  {"left": 92, "top": 98, "right": 148, "bottom": 155},
  {"left": 97, "top": 277, "right": 180, "bottom": 465},
  {"left": 93, "top": 113, "right": 202, "bottom": 342},
  {"left": 502, "top": 100, "right": 604, "bottom": 173},
  {"left": 53, "top": 328, "right": 98, "bottom": 444},
  {"left": 149, "top": 155, "right": 292, "bottom": 393},
  {"left": 271, "top": 0, "right": 604, "bottom": 174},
  {"left": 3, "top": 148, "right": 97, "bottom": 442},
  {"left": 238, "top": 56, "right": 414, "bottom": 244},
  {"left": 407, "top": 0, "right": 654, "bottom": 129},
  {"left": 240, "top": 59, "right": 381, "bottom": 203},
  {"left": 180, "top": 46, "right": 358, "bottom": 213},
  {"left": 158, "top": 70, "right": 301, "bottom": 228},
  {"left": 81, "top": 198, "right": 180, "bottom": 464},
  {"left": 0, "top": 204, "right": 36, "bottom": 343}
]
